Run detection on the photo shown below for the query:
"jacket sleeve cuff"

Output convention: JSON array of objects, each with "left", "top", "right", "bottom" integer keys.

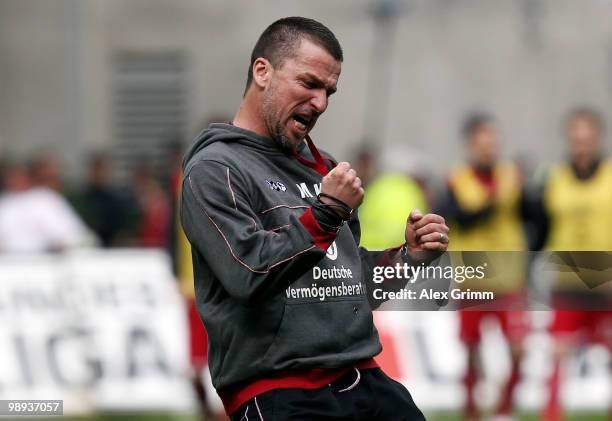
[
  {"left": 376, "top": 243, "right": 405, "bottom": 267},
  {"left": 299, "top": 208, "right": 337, "bottom": 250}
]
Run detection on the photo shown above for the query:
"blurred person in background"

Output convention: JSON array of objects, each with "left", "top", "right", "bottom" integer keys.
[
  {"left": 438, "top": 113, "right": 529, "bottom": 421},
  {"left": 131, "top": 163, "right": 171, "bottom": 248},
  {"left": 29, "top": 151, "right": 64, "bottom": 192},
  {"left": 164, "top": 138, "right": 186, "bottom": 274},
  {"left": 358, "top": 143, "right": 451, "bottom": 323},
  {"left": 0, "top": 160, "right": 94, "bottom": 253},
  {"left": 440, "top": 113, "right": 528, "bottom": 251},
  {"left": 0, "top": 159, "right": 6, "bottom": 195},
  {"left": 350, "top": 143, "right": 377, "bottom": 189},
  {"left": 70, "top": 152, "right": 138, "bottom": 247},
  {"left": 531, "top": 107, "right": 612, "bottom": 421},
  {"left": 359, "top": 143, "right": 430, "bottom": 250}
]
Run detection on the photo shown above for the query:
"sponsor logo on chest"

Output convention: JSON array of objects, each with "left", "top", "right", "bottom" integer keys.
[
  {"left": 295, "top": 182, "right": 322, "bottom": 198},
  {"left": 264, "top": 179, "right": 323, "bottom": 199},
  {"left": 265, "top": 179, "right": 287, "bottom": 192}
]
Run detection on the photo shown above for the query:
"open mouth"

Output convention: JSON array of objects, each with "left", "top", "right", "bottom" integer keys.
[{"left": 292, "top": 114, "right": 313, "bottom": 132}]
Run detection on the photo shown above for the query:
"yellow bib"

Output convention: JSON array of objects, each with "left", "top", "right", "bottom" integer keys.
[
  {"left": 545, "top": 160, "right": 612, "bottom": 251},
  {"left": 359, "top": 173, "right": 428, "bottom": 250},
  {"left": 448, "top": 162, "right": 526, "bottom": 251},
  {"left": 447, "top": 163, "right": 526, "bottom": 292}
]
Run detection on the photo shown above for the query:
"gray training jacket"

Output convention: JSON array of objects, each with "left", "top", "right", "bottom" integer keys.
[{"left": 180, "top": 123, "right": 406, "bottom": 394}]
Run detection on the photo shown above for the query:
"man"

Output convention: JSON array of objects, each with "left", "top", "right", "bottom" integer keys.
[
  {"left": 442, "top": 113, "right": 527, "bottom": 251},
  {"left": 70, "top": 152, "right": 138, "bottom": 247},
  {"left": 439, "top": 113, "right": 528, "bottom": 420},
  {"left": 181, "top": 17, "right": 449, "bottom": 420},
  {"left": 532, "top": 107, "right": 612, "bottom": 421},
  {"left": 0, "top": 160, "right": 94, "bottom": 253},
  {"left": 29, "top": 152, "right": 64, "bottom": 192}
]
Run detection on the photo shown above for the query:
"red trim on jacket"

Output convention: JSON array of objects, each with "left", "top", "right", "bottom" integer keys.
[
  {"left": 376, "top": 244, "right": 405, "bottom": 266},
  {"left": 299, "top": 208, "right": 337, "bottom": 250},
  {"left": 220, "top": 358, "right": 379, "bottom": 415},
  {"left": 294, "top": 135, "right": 340, "bottom": 249}
]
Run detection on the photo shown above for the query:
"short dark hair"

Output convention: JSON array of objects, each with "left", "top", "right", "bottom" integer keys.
[
  {"left": 462, "top": 112, "right": 493, "bottom": 139},
  {"left": 565, "top": 106, "right": 605, "bottom": 133},
  {"left": 244, "top": 17, "right": 343, "bottom": 94}
]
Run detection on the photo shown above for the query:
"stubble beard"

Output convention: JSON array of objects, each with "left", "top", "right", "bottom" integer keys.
[{"left": 262, "top": 86, "right": 302, "bottom": 153}]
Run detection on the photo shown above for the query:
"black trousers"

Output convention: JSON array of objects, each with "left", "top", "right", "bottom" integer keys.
[{"left": 230, "top": 368, "right": 426, "bottom": 421}]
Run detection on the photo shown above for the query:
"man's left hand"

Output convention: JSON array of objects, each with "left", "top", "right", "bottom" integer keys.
[{"left": 404, "top": 209, "right": 449, "bottom": 261}]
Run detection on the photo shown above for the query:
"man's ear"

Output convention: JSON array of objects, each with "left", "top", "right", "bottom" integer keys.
[{"left": 252, "top": 57, "right": 272, "bottom": 89}]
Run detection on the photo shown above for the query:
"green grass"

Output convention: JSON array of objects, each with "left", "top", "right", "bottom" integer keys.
[
  {"left": 37, "top": 411, "right": 611, "bottom": 421},
  {"left": 31, "top": 414, "right": 198, "bottom": 421},
  {"left": 426, "top": 411, "right": 609, "bottom": 421}
]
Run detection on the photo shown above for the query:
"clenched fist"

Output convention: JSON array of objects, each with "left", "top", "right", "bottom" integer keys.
[
  {"left": 404, "top": 208, "right": 450, "bottom": 263},
  {"left": 320, "top": 162, "right": 364, "bottom": 211}
]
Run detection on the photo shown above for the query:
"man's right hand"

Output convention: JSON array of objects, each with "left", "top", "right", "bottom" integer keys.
[{"left": 320, "top": 162, "right": 364, "bottom": 210}]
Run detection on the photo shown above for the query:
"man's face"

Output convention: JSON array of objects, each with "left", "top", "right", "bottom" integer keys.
[
  {"left": 467, "top": 123, "right": 499, "bottom": 168},
  {"left": 4, "top": 165, "right": 31, "bottom": 192},
  {"left": 89, "top": 159, "right": 111, "bottom": 186},
  {"left": 567, "top": 116, "right": 600, "bottom": 163},
  {"left": 260, "top": 39, "right": 341, "bottom": 150}
]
